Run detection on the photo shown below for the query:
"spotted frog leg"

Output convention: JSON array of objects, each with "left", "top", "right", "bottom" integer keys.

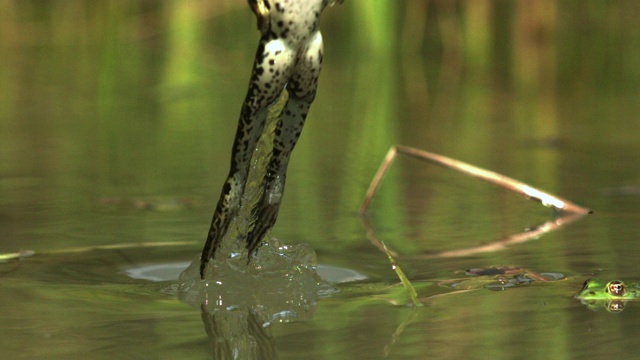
[{"left": 200, "top": 0, "right": 341, "bottom": 278}]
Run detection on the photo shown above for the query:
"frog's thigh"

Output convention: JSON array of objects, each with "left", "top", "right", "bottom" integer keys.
[
  {"left": 253, "top": 39, "right": 297, "bottom": 108},
  {"left": 289, "top": 31, "right": 324, "bottom": 101}
]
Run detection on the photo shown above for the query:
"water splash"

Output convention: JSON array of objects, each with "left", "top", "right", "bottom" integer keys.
[{"left": 178, "top": 237, "right": 334, "bottom": 326}]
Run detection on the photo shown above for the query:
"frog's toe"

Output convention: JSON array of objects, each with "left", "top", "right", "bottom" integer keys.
[{"left": 246, "top": 203, "right": 280, "bottom": 260}]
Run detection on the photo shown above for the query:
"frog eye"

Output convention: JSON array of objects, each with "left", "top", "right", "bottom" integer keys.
[{"left": 607, "top": 281, "right": 626, "bottom": 296}]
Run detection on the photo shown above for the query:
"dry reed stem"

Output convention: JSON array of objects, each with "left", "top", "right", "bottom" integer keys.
[
  {"left": 360, "top": 145, "right": 591, "bottom": 215},
  {"left": 360, "top": 145, "right": 591, "bottom": 260}
]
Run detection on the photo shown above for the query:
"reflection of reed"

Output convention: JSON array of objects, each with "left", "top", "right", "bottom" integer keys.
[
  {"left": 362, "top": 206, "right": 586, "bottom": 260},
  {"left": 383, "top": 307, "right": 419, "bottom": 358},
  {"left": 416, "top": 212, "right": 585, "bottom": 259},
  {"left": 360, "top": 145, "right": 591, "bottom": 258}
]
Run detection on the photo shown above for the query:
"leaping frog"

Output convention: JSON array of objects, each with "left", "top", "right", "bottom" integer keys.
[{"left": 199, "top": 0, "right": 343, "bottom": 278}]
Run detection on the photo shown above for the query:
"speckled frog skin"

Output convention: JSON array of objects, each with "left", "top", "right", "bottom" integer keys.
[{"left": 200, "top": 0, "right": 342, "bottom": 278}]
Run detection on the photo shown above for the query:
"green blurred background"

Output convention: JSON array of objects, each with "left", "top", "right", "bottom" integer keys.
[{"left": 1, "top": 0, "right": 638, "bottom": 255}]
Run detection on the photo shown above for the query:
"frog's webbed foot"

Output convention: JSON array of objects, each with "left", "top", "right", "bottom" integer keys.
[
  {"left": 200, "top": 176, "right": 246, "bottom": 279},
  {"left": 245, "top": 97, "right": 317, "bottom": 258},
  {"left": 246, "top": 200, "right": 281, "bottom": 258},
  {"left": 244, "top": 126, "right": 293, "bottom": 258},
  {"left": 245, "top": 160, "right": 292, "bottom": 259},
  {"left": 200, "top": 45, "right": 293, "bottom": 278}
]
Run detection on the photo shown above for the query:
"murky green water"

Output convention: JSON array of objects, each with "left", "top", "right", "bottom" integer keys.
[{"left": 2, "top": 1, "right": 640, "bottom": 359}]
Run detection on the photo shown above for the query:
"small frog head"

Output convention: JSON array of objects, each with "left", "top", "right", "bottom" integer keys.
[{"left": 575, "top": 278, "right": 640, "bottom": 313}]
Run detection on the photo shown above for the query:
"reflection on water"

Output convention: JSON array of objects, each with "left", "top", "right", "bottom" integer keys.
[
  {"left": 2, "top": 239, "right": 640, "bottom": 358},
  {"left": 2, "top": 0, "right": 640, "bottom": 359},
  {"left": 125, "top": 261, "right": 366, "bottom": 285},
  {"left": 124, "top": 242, "right": 365, "bottom": 359},
  {"left": 200, "top": 306, "right": 279, "bottom": 360},
  {"left": 176, "top": 241, "right": 329, "bottom": 326}
]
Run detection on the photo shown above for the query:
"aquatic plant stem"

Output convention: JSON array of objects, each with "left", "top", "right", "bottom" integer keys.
[
  {"left": 0, "top": 241, "right": 197, "bottom": 261},
  {"left": 379, "top": 239, "right": 423, "bottom": 307},
  {"left": 360, "top": 145, "right": 592, "bottom": 215}
]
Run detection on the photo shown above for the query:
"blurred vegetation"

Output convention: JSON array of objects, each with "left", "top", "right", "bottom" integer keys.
[{"left": 1, "top": 0, "right": 639, "bottom": 265}]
